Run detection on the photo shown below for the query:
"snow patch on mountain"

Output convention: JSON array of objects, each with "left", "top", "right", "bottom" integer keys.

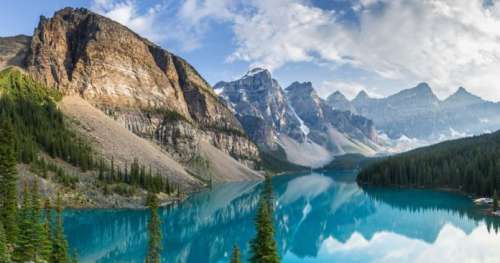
[
  {"left": 288, "top": 102, "right": 310, "bottom": 135},
  {"left": 243, "top": 67, "right": 267, "bottom": 78}
]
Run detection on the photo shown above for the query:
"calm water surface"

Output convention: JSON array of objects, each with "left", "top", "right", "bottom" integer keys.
[{"left": 63, "top": 170, "right": 500, "bottom": 263}]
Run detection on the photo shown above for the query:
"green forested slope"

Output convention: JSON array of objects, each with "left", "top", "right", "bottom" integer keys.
[
  {"left": 0, "top": 67, "right": 174, "bottom": 197},
  {"left": 0, "top": 67, "right": 93, "bottom": 168},
  {"left": 357, "top": 130, "right": 500, "bottom": 197}
]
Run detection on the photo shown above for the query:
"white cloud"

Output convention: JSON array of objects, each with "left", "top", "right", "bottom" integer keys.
[
  {"left": 91, "top": 0, "right": 164, "bottom": 42},
  {"left": 314, "top": 224, "right": 500, "bottom": 263},
  {"left": 91, "top": 0, "right": 500, "bottom": 101},
  {"left": 179, "top": 0, "right": 500, "bottom": 101}
]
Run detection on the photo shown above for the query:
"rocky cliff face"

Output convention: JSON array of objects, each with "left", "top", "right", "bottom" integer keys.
[
  {"left": 286, "top": 82, "right": 380, "bottom": 154},
  {"left": 0, "top": 35, "right": 31, "bottom": 69},
  {"left": 0, "top": 7, "right": 260, "bottom": 183},
  {"left": 215, "top": 69, "right": 382, "bottom": 167},
  {"left": 214, "top": 68, "right": 306, "bottom": 150},
  {"left": 326, "top": 91, "right": 356, "bottom": 113}
]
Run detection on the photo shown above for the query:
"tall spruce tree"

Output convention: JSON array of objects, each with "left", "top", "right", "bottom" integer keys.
[
  {"left": 0, "top": 121, "right": 18, "bottom": 244},
  {"left": 31, "top": 180, "right": 51, "bottom": 262},
  {"left": 40, "top": 198, "right": 53, "bottom": 262},
  {"left": 0, "top": 221, "right": 10, "bottom": 263},
  {"left": 249, "top": 176, "right": 280, "bottom": 263},
  {"left": 146, "top": 193, "right": 162, "bottom": 263},
  {"left": 230, "top": 245, "right": 241, "bottom": 263},
  {"left": 15, "top": 183, "right": 35, "bottom": 262},
  {"left": 52, "top": 193, "right": 69, "bottom": 263}
]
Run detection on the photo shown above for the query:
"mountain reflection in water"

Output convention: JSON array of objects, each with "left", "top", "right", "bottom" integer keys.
[{"left": 63, "top": 170, "right": 500, "bottom": 263}]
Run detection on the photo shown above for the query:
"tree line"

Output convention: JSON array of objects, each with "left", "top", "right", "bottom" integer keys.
[
  {"left": 97, "top": 157, "right": 178, "bottom": 196},
  {"left": 0, "top": 68, "right": 178, "bottom": 197},
  {"left": 357, "top": 130, "right": 500, "bottom": 197},
  {"left": 0, "top": 121, "right": 74, "bottom": 263}
]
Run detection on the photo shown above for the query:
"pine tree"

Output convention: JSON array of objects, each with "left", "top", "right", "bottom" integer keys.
[
  {"left": 0, "top": 121, "right": 19, "bottom": 244},
  {"left": 0, "top": 221, "right": 10, "bottom": 263},
  {"left": 31, "top": 180, "right": 50, "bottom": 262},
  {"left": 230, "top": 244, "right": 241, "bottom": 263},
  {"left": 40, "top": 199, "right": 53, "bottom": 262},
  {"left": 493, "top": 189, "right": 498, "bottom": 212},
  {"left": 52, "top": 193, "right": 68, "bottom": 263},
  {"left": 15, "top": 182, "right": 35, "bottom": 262},
  {"left": 146, "top": 193, "right": 162, "bottom": 263},
  {"left": 249, "top": 176, "right": 280, "bottom": 263}
]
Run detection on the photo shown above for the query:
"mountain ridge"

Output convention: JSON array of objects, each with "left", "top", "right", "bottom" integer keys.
[
  {"left": 0, "top": 7, "right": 264, "bottom": 203},
  {"left": 215, "top": 69, "right": 383, "bottom": 167},
  {"left": 331, "top": 82, "right": 500, "bottom": 140}
]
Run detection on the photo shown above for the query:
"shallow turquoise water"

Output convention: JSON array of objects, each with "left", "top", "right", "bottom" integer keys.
[{"left": 63, "top": 170, "right": 500, "bottom": 263}]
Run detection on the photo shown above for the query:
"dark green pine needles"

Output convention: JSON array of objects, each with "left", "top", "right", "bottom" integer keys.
[
  {"left": 0, "top": 121, "right": 19, "bottom": 246},
  {"left": 0, "top": 118, "right": 73, "bottom": 262},
  {"left": 52, "top": 193, "right": 69, "bottom": 263},
  {"left": 357, "top": 130, "right": 500, "bottom": 197},
  {"left": 0, "top": 221, "right": 10, "bottom": 263},
  {"left": 146, "top": 193, "right": 162, "bottom": 263},
  {"left": 249, "top": 176, "right": 280, "bottom": 263}
]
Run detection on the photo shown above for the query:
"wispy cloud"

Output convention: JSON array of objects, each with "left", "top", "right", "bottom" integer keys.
[
  {"left": 91, "top": 0, "right": 163, "bottom": 42},
  {"left": 92, "top": 0, "right": 500, "bottom": 101}
]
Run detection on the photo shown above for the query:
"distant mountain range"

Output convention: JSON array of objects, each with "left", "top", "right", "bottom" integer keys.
[
  {"left": 214, "top": 68, "right": 382, "bottom": 167},
  {"left": 331, "top": 83, "right": 500, "bottom": 140},
  {"left": 2, "top": 7, "right": 499, "bottom": 191},
  {"left": 214, "top": 69, "right": 500, "bottom": 167}
]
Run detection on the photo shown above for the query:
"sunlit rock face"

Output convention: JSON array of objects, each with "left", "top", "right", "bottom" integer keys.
[{"left": 0, "top": 7, "right": 260, "bottom": 178}]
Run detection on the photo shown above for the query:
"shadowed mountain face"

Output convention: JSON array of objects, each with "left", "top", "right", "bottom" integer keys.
[
  {"left": 214, "top": 68, "right": 306, "bottom": 148},
  {"left": 329, "top": 83, "right": 500, "bottom": 140},
  {"left": 214, "top": 70, "right": 382, "bottom": 167},
  {"left": 0, "top": 7, "right": 262, "bottom": 186},
  {"left": 326, "top": 91, "right": 356, "bottom": 113},
  {"left": 63, "top": 171, "right": 500, "bottom": 263}
]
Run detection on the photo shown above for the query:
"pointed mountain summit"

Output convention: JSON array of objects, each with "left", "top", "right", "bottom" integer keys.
[
  {"left": 326, "top": 90, "right": 356, "bottom": 113},
  {"left": 390, "top": 82, "right": 438, "bottom": 102},
  {"left": 215, "top": 73, "right": 383, "bottom": 167},
  {"left": 443, "top": 87, "right": 484, "bottom": 108},
  {"left": 214, "top": 68, "right": 306, "bottom": 148},
  {"left": 349, "top": 82, "right": 500, "bottom": 140},
  {"left": 0, "top": 7, "right": 263, "bottom": 191},
  {"left": 286, "top": 82, "right": 323, "bottom": 126},
  {"left": 353, "top": 90, "right": 371, "bottom": 102},
  {"left": 242, "top": 67, "right": 270, "bottom": 78}
]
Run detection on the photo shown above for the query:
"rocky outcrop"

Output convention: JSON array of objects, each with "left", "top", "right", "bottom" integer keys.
[
  {"left": 0, "top": 35, "right": 31, "bottom": 69},
  {"left": 215, "top": 69, "right": 382, "bottom": 167},
  {"left": 326, "top": 91, "right": 356, "bottom": 113},
  {"left": 0, "top": 7, "right": 261, "bottom": 183},
  {"left": 285, "top": 82, "right": 380, "bottom": 153},
  {"left": 214, "top": 68, "right": 306, "bottom": 150}
]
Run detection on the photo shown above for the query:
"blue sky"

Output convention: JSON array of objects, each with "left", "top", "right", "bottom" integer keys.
[{"left": 2, "top": 0, "right": 500, "bottom": 101}]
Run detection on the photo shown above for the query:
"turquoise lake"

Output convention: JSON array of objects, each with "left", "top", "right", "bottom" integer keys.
[{"left": 63, "top": 170, "right": 500, "bottom": 263}]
